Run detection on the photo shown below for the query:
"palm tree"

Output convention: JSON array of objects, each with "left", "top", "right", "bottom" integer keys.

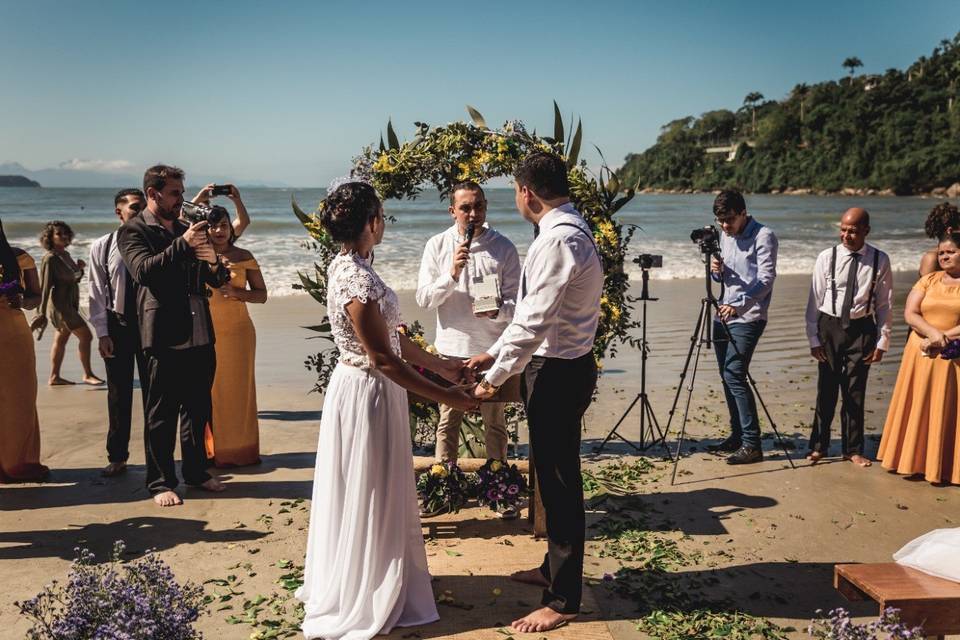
[
  {"left": 842, "top": 57, "right": 863, "bottom": 83},
  {"left": 792, "top": 83, "right": 810, "bottom": 122},
  {"left": 743, "top": 92, "right": 764, "bottom": 137}
]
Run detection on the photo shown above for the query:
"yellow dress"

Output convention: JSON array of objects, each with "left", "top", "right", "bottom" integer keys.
[
  {"left": 205, "top": 258, "right": 261, "bottom": 466},
  {"left": 0, "top": 252, "right": 49, "bottom": 482},
  {"left": 878, "top": 271, "right": 960, "bottom": 484}
]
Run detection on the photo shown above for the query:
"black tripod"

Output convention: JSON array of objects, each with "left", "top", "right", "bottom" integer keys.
[
  {"left": 664, "top": 252, "right": 795, "bottom": 484},
  {"left": 595, "top": 264, "right": 672, "bottom": 459}
]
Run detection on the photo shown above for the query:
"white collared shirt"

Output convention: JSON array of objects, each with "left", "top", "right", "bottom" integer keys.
[
  {"left": 805, "top": 242, "right": 893, "bottom": 350},
  {"left": 88, "top": 230, "right": 130, "bottom": 339},
  {"left": 484, "top": 203, "right": 603, "bottom": 387},
  {"left": 416, "top": 224, "right": 521, "bottom": 358}
]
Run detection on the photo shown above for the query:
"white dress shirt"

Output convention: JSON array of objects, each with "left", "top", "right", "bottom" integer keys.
[
  {"left": 416, "top": 224, "right": 521, "bottom": 358},
  {"left": 805, "top": 242, "right": 893, "bottom": 351},
  {"left": 88, "top": 230, "right": 130, "bottom": 339},
  {"left": 484, "top": 203, "right": 603, "bottom": 387}
]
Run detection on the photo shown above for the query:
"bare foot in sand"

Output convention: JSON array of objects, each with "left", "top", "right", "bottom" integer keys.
[
  {"left": 83, "top": 375, "right": 105, "bottom": 385},
  {"left": 101, "top": 462, "right": 127, "bottom": 477},
  {"left": 153, "top": 490, "right": 183, "bottom": 507},
  {"left": 198, "top": 477, "right": 226, "bottom": 492},
  {"left": 49, "top": 376, "right": 75, "bottom": 386},
  {"left": 511, "top": 606, "right": 576, "bottom": 633},
  {"left": 510, "top": 567, "right": 550, "bottom": 588},
  {"left": 806, "top": 451, "right": 823, "bottom": 463},
  {"left": 844, "top": 454, "right": 872, "bottom": 468}
]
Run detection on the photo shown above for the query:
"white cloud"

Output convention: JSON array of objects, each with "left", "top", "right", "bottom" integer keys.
[{"left": 58, "top": 158, "right": 134, "bottom": 173}]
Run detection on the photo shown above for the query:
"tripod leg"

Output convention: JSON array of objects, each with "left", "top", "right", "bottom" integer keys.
[
  {"left": 640, "top": 396, "right": 672, "bottom": 461},
  {"left": 595, "top": 394, "right": 643, "bottom": 454},
  {"left": 671, "top": 301, "right": 712, "bottom": 485},
  {"left": 663, "top": 303, "right": 707, "bottom": 438}
]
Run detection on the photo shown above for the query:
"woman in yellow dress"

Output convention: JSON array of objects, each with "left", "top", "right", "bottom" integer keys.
[
  {"left": 878, "top": 231, "right": 960, "bottom": 484},
  {"left": 0, "top": 219, "right": 50, "bottom": 482},
  {"left": 203, "top": 206, "right": 267, "bottom": 466}
]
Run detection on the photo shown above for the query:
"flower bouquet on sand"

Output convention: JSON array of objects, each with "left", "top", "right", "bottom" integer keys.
[
  {"left": 475, "top": 458, "right": 528, "bottom": 516},
  {"left": 417, "top": 461, "right": 473, "bottom": 517},
  {"left": 0, "top": 266, "right": 22, "bottom": 309}
]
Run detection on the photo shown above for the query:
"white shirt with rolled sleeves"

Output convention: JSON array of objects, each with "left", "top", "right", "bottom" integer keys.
[
  {"left": 483, "top": 203, "right": 603, "bottom": 388},
  {"left": 416, "top": 224, "right": 521, "bottom": 358},
  {"left": 805, "top": 242, "right": 894, "bottom": 351},
  {"left": 88, "top": 231, "right": 130, "bottom": 340}
]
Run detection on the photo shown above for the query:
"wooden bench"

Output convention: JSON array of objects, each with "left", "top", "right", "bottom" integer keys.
[{"left": 834, "top": 563, "right": 960, "bottom": 640}]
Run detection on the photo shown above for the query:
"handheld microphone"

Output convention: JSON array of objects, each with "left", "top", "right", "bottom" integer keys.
[{"left": 465, "top": 222, "right": 476, "bottom": 248}]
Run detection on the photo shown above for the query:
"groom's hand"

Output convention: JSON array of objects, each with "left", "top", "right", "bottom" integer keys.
[{"left": 465, "top": 353, "right": 494, "bottom": 373}]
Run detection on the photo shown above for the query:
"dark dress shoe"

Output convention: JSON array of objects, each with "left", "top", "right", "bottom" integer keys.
[
  {"left": 707, "top": 437, "right": 742, "bottom": 453},
  {"left": 726, "top": 447, "right": 763, "bottom": 465}
]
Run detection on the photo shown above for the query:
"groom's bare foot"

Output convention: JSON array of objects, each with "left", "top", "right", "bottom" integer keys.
[
  {"left": 510, "top": 567, "right": 550, "bottom": 588},
  {"left": 844, "top": 454, "right": 872, "bottom": 468},
  {"left": 511, "top": 606, "right": 576, "bottom": 633},
  {"left": 153, "top": 490, "right": 182, "bottom": 507},
  {"left": 82, "top": 375, "right": 105, "bottom": 385},
  {"left": 49, "top": 376, "right": 75, "bottom": 386},
  {"left": 198, "top": 477, "right": 225, "bottom": 492}
]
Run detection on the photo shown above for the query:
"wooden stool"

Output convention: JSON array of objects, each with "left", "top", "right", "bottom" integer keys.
[{"left": 834, "top": 563, "right": 960, "bottom": 640}]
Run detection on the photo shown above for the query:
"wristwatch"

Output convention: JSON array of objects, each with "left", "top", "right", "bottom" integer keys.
[{"left": 478, "top": 378, "right": 499, "bottom": 394}]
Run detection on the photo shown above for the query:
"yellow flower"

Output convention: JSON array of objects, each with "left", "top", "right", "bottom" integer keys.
[
  {"left": 490, "top": 460, "right": 503, "bottom": 472},
  {"left": 373, "top": 154, "right": 394, "bottom": 174},
  {"left": 430, "top": 463, "right": 448, "bottom": 478}
]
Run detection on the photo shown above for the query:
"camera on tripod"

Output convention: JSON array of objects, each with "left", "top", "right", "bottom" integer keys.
[
  {"left": 633, "top": 253, "right": 662, "bottom": 269},
  {"left": 181, "top": 201, "right": 229, "bottom": 225},
  {"left": 690, "top": 225, "right": 720, "bottom": 256}
]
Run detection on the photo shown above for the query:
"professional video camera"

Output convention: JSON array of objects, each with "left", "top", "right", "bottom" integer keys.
[
  {"left": 690, "top": 225, "right": 721, "bottom": 256},
  {"left": 633, "top": 253, "right": 663, "bottom": 269},
  {"left": 181, "top": 201, "right": 229, "bottom": 225}
]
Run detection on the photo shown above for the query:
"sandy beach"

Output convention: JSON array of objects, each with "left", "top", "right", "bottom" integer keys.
[{"left": 2, "top": 271, "right": 958, "bottom": 639}]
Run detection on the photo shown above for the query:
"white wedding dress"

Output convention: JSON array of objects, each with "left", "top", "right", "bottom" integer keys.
[{"left": 297, "top": 253, "right": 439, "bottom": 640}]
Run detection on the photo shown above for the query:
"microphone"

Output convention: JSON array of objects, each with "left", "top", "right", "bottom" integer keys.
[{"left": 464, "top": 222, "right": 476, "bottom": 249}]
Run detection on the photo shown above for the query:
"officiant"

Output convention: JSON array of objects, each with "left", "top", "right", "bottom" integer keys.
[{"left": 416, "top": 181, "right": 521, "bottom": 516}]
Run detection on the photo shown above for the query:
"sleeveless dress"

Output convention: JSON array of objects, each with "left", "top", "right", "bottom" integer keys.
[
  {"left": 878, "top": 271, "right": 960, "bottom": 484},
  {"left": 205, "top": 258, "right": 261, "bottom": 466},
  {"left": 0, "top": 252, "right": 49, "bottom": 482},
  {"left": 296, "top": 253, "right": 439, "bottom": 640}
]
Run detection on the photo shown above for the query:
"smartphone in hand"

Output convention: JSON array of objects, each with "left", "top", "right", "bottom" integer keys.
[{"left": 211, "top": 184, "right": 232, "bottom": 197}]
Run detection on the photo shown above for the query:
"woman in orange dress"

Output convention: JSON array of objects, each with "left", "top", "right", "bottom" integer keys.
[
  {"left": 878, "top": 232, "right": 960, "bottom": 484},
  {"left": 203, "top": 206, "right": 267, "bottom": 466},
  {"left": 0, "top": 219, "right": 50, "bottom": 482}
]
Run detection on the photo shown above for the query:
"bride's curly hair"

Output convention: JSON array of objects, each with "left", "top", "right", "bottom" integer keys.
[{"left": 320, "top": 182, "right": 382, "bottom": 243}]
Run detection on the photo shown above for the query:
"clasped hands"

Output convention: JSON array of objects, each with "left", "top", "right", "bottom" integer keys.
[{"left": 432, "top": 352, "right": 499, "bottom": 407}]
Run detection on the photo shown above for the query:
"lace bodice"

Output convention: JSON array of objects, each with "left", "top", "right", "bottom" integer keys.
[{"left": 327, "top": 253, "right": 401, "bottom": 369}]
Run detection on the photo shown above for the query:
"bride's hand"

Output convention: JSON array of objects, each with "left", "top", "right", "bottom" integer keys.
[
  {"left": 434, "top": 357, "right": 470, "bottom": 384},
  {"left": 444, "top": 387, "right": 480, "bottom": 412}
]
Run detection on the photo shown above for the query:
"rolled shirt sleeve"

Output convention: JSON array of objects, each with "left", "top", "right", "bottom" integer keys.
[{"left": 415, "top": 235, "right": 458, "bottom": 309}]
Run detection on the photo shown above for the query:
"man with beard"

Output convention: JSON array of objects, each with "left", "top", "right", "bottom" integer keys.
[{"left": 117, "top": 165, "right": 229, "bottom": 506}]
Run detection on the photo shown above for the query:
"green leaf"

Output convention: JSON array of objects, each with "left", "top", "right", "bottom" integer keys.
[
  {"left": 291, "top": 196, "right": 312, "bottom": 228},
  {"left": 610, "top": 190, "right": 635, "bottom": 214},
  {"left": 387, "top": 119, "right": 400, "bottom": 150},
  {"left": 553, "top": 100, "right": 564, "bottom": 144},
  {"left": 444, "top": 549, "right": 462, "bottom": 557},
  {"left": 301, "top": 323, "right": 331, "bottom": 333},
  {"left": 465, "top": 105, "right": 487, "bottom": 129},
  {"left": 567, "top": 119, "right": 582, "bottom": 169},
  {"left": 378, "top": 134, "right": 386, "bottom": 152},
  {"left": 606, "top": 173, "right": 621, "bottom": 195}
]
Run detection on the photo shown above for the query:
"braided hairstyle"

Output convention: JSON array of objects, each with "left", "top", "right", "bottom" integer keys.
[
  {"left": 320, "top": 182, "right": 382, "bottom": 243},
  {"left": 0, "top": 219, "right": 20, "bottom": 285},
  {"left": 925, "top": 202, "right": 960, "bottom": 240}
]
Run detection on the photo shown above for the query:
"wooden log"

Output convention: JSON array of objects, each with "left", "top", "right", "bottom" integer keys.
[{"left": 412, "top": 456, "right": 530, "bottom": 474}]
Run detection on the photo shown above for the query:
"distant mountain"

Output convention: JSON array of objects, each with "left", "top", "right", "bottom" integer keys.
[
  {"left": 0, "top": 162, "right": 291, "bottom": 189},
  {"left": 0, "top": 175, "right": 41, "bottom": 187}
]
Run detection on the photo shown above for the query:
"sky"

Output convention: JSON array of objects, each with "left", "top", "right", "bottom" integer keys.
[{"left": 2, "top": 0, "right": 959, "bottom": 187}]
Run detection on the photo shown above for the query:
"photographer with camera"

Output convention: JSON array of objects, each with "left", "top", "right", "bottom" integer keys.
[
  {"left": 117, "top": 165, "right": 230, "bottom": 506},
  {"left": 190, "top": 183, "right": 251, "bottom": 239},
  {"left": 707, "top": 190, "right": 778, "bottom": 465}
]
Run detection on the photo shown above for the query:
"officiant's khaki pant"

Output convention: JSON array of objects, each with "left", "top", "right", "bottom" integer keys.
[{"left": 435, "top": 402, "right": 508, "bottom": 462}]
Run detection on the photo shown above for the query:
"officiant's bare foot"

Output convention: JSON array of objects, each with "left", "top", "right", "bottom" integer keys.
[
  {"left": 49, "top": 376, "right": 75, "bottom": 386},
  {"left": 153, "top": 490, "right": 182, "bottom": 507},
  {"left": 82, "top": 375, "right": 105, "bottom": 385},
  {"left": 198, "top": 477, "right": 225, "bottom": 492},
  {"left": 844, "top": 454, "right": 872, "bottom": 468},
  {"left": 510, "top": 567, "right": 550, "bottom": 588},
  {"left": 805, "top": 451, "right": 823, "bottom": 464},
  {"left": 511, "top": 607, "right": 576, "bottom": 633}
]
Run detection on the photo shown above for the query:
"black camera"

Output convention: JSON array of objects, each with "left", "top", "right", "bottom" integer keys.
[
  {"left": 633, "top": 253, "right": 663, "bottom": 269},
  {"left": 181, "top": 201, "right": 229, "bottom": 225},
  {"left": 211, "top": 184, "right": 233, "bottom": 197},
  {"left": 690, "top": 225, "right": 721, "bottom": 255}
]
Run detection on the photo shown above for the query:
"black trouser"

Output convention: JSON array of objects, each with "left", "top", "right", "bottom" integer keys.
[
  {"left": 522, "top": 353, "right": 597, "bottom": 615},
  {"left": 143, "top": 344, "right": 215, "bottom": 493},
  {"left": 809, "top": 313, "right": 877, "bottom": 456},
  {"left": 105, "top": 313, "right": 148, "bottom": 463}
]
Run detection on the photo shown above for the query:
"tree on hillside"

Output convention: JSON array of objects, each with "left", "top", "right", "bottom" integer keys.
[
  {"left": 743, "top": 92, "right": 764, "bottom": 137},
  {"left": 842, "top": 56, "right": 863, "bottom": 82},
  {"left": 792, "top": 83, "right": 810, "bottom": 123}
]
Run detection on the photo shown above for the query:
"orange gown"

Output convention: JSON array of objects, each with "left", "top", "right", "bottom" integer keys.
[
  {"left": 205, "top": 258, "right": 261, "bottom": 466},
  {"left": 0, "top": 252, "right": 49, "bottom": 482},
  {"left": 878, "top": 271, "right": 960, "bottom": 484}
]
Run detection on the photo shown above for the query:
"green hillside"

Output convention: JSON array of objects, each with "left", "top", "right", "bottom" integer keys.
[{"left": 618, "top": 33, "right": 960, "bottom": 195}]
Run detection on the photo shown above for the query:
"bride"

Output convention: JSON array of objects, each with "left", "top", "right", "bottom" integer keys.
[{"left": 296, "top": 180, "right": 478, "bottom": 640}]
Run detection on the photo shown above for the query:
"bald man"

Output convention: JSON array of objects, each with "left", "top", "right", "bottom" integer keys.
[{"left": 804, "top": 208, "right": 893, "bottom": 467}]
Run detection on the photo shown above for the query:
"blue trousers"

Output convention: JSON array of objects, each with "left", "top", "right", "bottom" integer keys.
[{"left": 713, "top": 320, "right": 766, "bottom": 449}]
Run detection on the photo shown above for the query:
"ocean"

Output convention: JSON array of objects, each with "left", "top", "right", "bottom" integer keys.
[{"left": 0, "top": 187, "right": 952, "bottom": 298}]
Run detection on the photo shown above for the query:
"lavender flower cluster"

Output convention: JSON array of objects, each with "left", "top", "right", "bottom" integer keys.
[
  {"left": 475, "top": 458, "right": 528, "bottom": 512},
  {"left": 807, "top": 607, "right": 925, "bottom": 640},
  {"left": 16, "top": 541, "right": 206, "bottom": 640}
]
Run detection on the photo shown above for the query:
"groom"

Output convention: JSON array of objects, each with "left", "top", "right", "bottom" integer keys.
[{"left": 469, "top": 152, "right": 602, "bottom": 632}]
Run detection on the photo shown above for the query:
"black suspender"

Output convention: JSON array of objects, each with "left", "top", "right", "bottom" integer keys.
[
  {"left": 866, "top": 247, "right": 880, "bottom": 316},
  {"left": 102, "top": 231, "right": 115, "bottom": 310},
  {"left": 830, "top": 245, "right": 882, "bottom": 318},
  {"left": 830, "top": 245, "right": 837, "bottom": 315}
]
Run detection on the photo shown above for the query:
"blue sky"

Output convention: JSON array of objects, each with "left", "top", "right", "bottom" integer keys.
[{"left": 1, "top": 0, "right": 958, "bottom": 186}]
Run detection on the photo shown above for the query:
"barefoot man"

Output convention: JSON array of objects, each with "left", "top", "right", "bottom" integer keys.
[
  {"left": 117, "top": 165, "right": 229, "bottom": 506},
  {"left": 805, "top": 207, "right": 892, "bottom": 467},
  {"left": 469, "top": 152, "right": 602, "bottom": 633}
]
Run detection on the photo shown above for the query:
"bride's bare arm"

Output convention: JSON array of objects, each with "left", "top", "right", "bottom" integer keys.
[
  {"left": 346, "top": 297, "right": 477, "bottom": 411},
  {"left": 398, "top": 333, "right": 471, "bottom": 383}
]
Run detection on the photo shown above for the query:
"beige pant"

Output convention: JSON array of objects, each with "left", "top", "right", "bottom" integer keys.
[{"left": 436, "top": 402, "right": 508, "bottom": 462}]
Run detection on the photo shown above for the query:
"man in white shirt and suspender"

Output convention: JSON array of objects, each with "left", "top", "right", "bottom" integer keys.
[
  {"left": 416, "top": 181, "right": 521, "bottom": 513},
  {"left": 805, "top": 207, "right": 893, "bottom": 467},
  {"left": 89, "top": 188, "right": 148, "bottom": 477},
  {"left": 469, "top": 153, "right": 603, "bottom": 633}
]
